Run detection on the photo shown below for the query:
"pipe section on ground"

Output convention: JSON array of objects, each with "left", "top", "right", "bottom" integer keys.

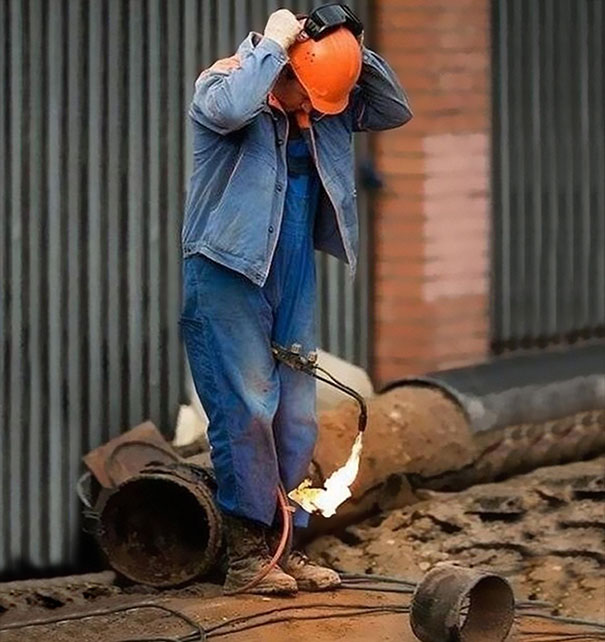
[
  {"left": 95, "top": 463, "right": 222, "bottom": 587},
  {"left": 310, "top": 344, "right": 605, "bottom": 531},
  {"left": 383, "top": 343, "right": 605, "bottom": 434},
  {"left": 410, "top": 564, "right": 515, "bottom": 642}
]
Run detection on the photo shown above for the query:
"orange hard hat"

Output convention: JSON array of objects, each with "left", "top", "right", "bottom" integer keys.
[{"left": 289, "top": 27, "right": 362, "bottom": 115}]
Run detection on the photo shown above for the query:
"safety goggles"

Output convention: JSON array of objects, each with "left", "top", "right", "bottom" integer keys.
[{"left": 304, "top": 3, "right": 364, "bottom": 41}]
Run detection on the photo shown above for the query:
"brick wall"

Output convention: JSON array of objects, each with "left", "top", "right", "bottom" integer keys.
[{"left": 372, "top": 0, "right": 492, "bottom": 385}]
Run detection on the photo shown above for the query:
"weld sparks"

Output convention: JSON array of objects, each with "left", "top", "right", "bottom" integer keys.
[{"left": 288, "top": 433, "right": 363, "bottom": 518}]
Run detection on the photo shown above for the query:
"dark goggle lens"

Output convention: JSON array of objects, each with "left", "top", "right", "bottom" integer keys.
[{"left": 304, "top": 3, "right": 363, "bottom": 40}]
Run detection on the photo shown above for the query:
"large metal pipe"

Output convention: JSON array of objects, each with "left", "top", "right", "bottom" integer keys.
[
  {"left": 94, "top": 463, "right": 222, "bottom": 587},
  {"left": 310, "top": 344, "right": 605, "bottom": 531}
]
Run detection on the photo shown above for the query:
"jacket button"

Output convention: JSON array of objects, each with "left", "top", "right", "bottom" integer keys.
[
  {"left": 276, "top": 184, "right": 283, "bottom": 192},
  {"left": 268, "top": 225, "right": 274, "bottom": 234},
  {"left": 277, "top": 138, "right": 283, "bottom": 146}
]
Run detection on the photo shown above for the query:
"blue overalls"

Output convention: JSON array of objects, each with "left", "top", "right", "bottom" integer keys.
[{"left": 181, "top": 136, "right": 321, "bottom": 528}]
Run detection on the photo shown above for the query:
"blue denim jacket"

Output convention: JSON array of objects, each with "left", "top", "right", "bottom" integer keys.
[{"left": 182, "top": 33, "right": 412, "bottom": 286}]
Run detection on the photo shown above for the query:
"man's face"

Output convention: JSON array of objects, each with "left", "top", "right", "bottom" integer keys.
[{"left": 273, "top": 66, "right": 312, "bottom": 113}]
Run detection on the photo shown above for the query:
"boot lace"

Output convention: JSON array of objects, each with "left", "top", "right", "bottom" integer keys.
[{"left": 289, "top": 550, "right": 313, "bottom": 569}]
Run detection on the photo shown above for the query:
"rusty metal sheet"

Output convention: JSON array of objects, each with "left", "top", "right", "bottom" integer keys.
[{"left": 83, "top": 422, "right": 179, "bottom": 488}]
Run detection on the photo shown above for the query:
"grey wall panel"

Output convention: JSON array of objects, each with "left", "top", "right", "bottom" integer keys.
[
  {"left": 593, "top": 1, "right": 605, "bottom": 327},
  {"left": 147, "top": 0, "right": 162, "bottom": 428},
  {"left": 128, "top": 0, "right": 145, "bottom": 428},
  {"left": 0, "top": 0, "right": 6, "bottom": 573},
  {"left": 66, "top": 0, "right": 84, "bottom": 571},
  {"left": 492, "top": 0, "right": 605, "bottom": 352},
  {"left": 47, "top": 0, "right": 65, "bottom": 566},
  {"left": 166, "top": 0, "right": 185, "bottom": 432},
  {"left": 26, "top": 0, "right": 43, "bottom": 568},
  {"left": 1, "top": 0, "right": 374, "bottom": 578},
  {"left": 106, "top": 0, "right": 125, "bottom": 443},
  {"left": 8, "top": 0, "right": 24, "bottom": 567}
]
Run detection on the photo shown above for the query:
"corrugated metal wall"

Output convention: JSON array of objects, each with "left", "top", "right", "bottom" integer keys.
[
  {"left": 491, "top": 0, "right": 605, "bottom": 352},
  {"left": 0, "top": 0, "right": 373, "bottom": 577}
]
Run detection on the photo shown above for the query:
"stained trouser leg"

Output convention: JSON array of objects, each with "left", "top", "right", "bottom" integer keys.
[
  {"left": 274, "top": 363, "right": 317, "bottom": 528},
  {"left": 271, "top": 238, "right": 318, "bottom": 529},
  {"left": 180, "top": 254, "right": 282, "bottom": 527}
]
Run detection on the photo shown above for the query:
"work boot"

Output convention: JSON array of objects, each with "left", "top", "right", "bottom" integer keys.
[
  {"left": 267, "top": 527, "right": 341, "bottom": 592},
  {"left": 222, "top": 514, "right": 298, "bottom": 596},
  {"left": 281, "top": 549, "right": 342, "bottom": 591}
]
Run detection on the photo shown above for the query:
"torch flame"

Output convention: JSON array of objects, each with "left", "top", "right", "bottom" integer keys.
[{"left": 288, "top": 433, "right": 363, "bottom": 518}]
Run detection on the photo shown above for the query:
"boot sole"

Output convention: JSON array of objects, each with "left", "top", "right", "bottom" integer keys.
[
  {"left": 295, "top": 578, "right": 342, "bottom": 592},
  {"left": 223, "top": 582, "right": 298, "bottom": 596}
]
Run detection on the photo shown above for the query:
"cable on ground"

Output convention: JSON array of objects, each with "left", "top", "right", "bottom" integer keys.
[
  {"left": 2, "top": 571, "right": 604, "bottom": 642},
  {"left": 0, "top": 602, "right": 205, "bottom": 639}
]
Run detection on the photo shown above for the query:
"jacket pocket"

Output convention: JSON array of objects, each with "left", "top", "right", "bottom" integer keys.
[{"left": 203, "top": 153, "right": 277, "bottom": 264}]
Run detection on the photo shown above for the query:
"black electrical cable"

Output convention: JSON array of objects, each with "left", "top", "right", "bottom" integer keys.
[
  {"left": 4, "top": 571, "right": 603, "bottom": 642},
  {"left": 0, "top": 602, "right": 206, "bottom": 640},
  {"left": 120, "top": 638, "right": 180, "bottom": 642},
  {"left": 342, "top": 584, "right": 414, "bottom": 595},
  {"left": 104, "top": 599, "right": 605, "bottom": 642},
  {"left": 519, "top": 612, "right": 605, "bottom": 631},
  {"left": 523, "top": 631, "right": 605, "bottom": 642},
  {"left": 339, "top": 583, "right": 415, "bottom": 595},
  {"left": 204, "top": 601, "right": 408, "bottom": 634},
  {"left": 339, "top": 572, "right": 417, "bottom": 586},
  {"left": 517, "top": 600, "right": 558, "bottom": 609},
  {"left": 117, "top": 601, "right": 411, "bottom": 642},
  {"left": 128, "top": 604, "right": 411, "bottom": 642},
  {"left": 206, "top": 606, "right": 410, "bottom": 640}
]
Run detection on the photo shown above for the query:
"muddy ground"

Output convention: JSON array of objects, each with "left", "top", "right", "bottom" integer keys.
[
  {"left": 308, "top": 456, "right": 605, "bottom": 622},
  {"left": 0, "top": 576, "right": 603, "bottom": 641},
  {"left": 0, "top": 458, "right": 603, "bottom": 640}
]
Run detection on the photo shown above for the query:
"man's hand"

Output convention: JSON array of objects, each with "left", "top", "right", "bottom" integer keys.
[{"left": 264, "top": 9, "right": 303, "bottom": 51}]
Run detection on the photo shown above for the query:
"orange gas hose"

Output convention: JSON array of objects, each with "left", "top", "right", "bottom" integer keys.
[{"left": 229, "top": 484, "right": 293, "bottom": 595}]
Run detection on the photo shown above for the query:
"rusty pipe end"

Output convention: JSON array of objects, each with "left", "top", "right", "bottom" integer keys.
[
  {"left": 410, "top": 563, "right": 515, "bottom": 642},
  {"left": 96, "top": 464, "right": 223, "bottom": 587}
]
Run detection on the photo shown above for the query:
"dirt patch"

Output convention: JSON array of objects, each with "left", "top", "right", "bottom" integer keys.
[
  {"left": 0, "top": 455, "right": 603, "bottom": 640},
  {"left": 0, "top": 583, "right": 602, "bottom": 642},
  {"left": 308, "top": 456, "right": 605, "bottom": 622},
  {"left": 0, "top": 572, "right": 120, "bottom": 621},
  {"left": 0, "top": 586, "right": 411, "bottom": 642}
]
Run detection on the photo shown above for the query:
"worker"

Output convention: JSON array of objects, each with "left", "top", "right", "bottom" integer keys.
[{"left": 180, "top": 7, "right": 412, "bottom": 595}]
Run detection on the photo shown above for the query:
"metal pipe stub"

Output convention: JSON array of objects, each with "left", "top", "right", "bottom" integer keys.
[
  {"left": 410, "top": 564, "right": 515, "bottom": 642},
  {"left": 95, "top": 462, "right": 223, "bottom": 587}
]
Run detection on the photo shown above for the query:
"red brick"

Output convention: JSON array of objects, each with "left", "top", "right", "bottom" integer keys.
[{"left": 372, "top": 0, "right": 491, "bottom": 381}]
